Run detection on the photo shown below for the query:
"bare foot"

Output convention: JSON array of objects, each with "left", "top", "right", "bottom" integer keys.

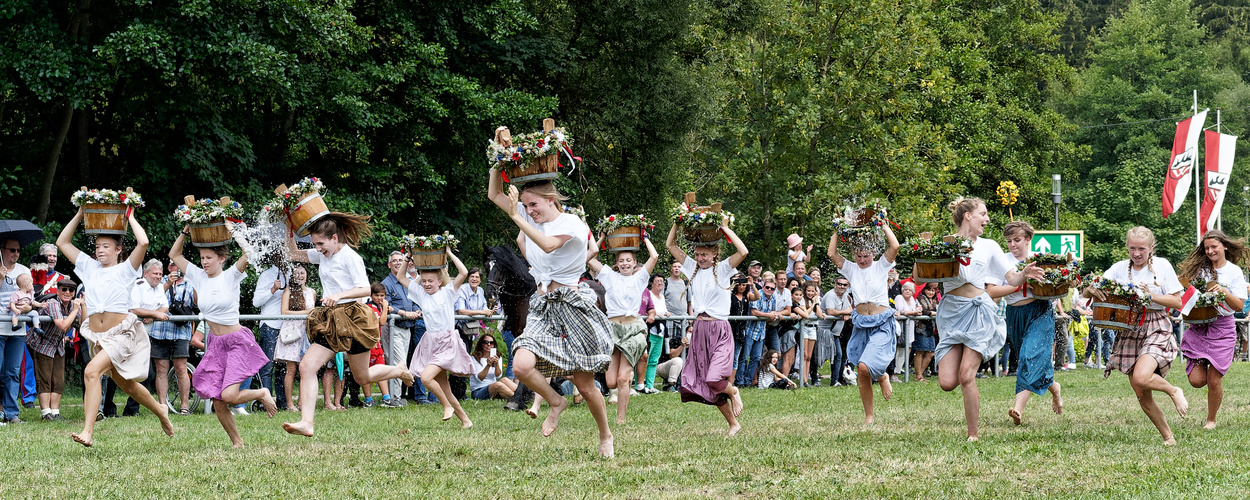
[
  {"left": 525, "top": 407, "right": 539, "bottom": 419},
  {"left": 615, "top": 416, "right": 625, "bottom": 425},
  {"left": 541, "top": 397, "right": 569, "bottom": 437},
  {"left": 915, "top": 377, "right": 928, "bottom": 383},
  {"left": 1163, "top": 436, "right": 1177, "bottom": 446},
  {"left": 864, "top": 416, "right": 874, "bottom": 425},
  {"left": 1008, "top": 408, "right": 1022, "bottom": 426},
  {"left": 879, "top": 376, "right": 893, "bottom": 401},
  {"left": 261, "top": 389, "right": 278, "bottom": 419},
  {"left": 442, "top": 406, "right": 455, "bottom": 421},
  {"left": 730, "top": 392, "right": 744, "bottom": 417},
  {"left": 283, "top": 420, "right": 314, "bottom": 437},
  {"left": 967, "top": 436, "right": 979, "bottom": 442},
  {"left": 599, "top": 435, "right": 615, "bottom": 458},
  {"left": 1204, "top": 420, "right": 1217, "bottom": 430},
  {"left": 726, "top": 424, "right": 741, "bottom": 437},
  {"left": 71, "top": 432, "right": 93, "bottom": 448},
  {"left": 232, "top": 442, "right": 245, "bottom": 449},
  {"left": 156, "top": 404, "right": 175, "bottom": 437},
  {"left": 1169, "top": 387, "right": 1189, "bottom": 418},
  {"left": 287, "top": 406, "right": 300, "bottom": 414},
  {"left": 461, "top": 418, "right": 473, "bottom": 430},
  {"left": 399, "top": 369, "right": 415, "bottom": 387},
  {"left": 1051, "top": 385, "right": 1063, "bottom": 415}
]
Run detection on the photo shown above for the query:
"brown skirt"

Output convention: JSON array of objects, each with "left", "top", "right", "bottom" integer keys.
[{"left": 307, "top": 302, "right": 380, "bottom": 354}]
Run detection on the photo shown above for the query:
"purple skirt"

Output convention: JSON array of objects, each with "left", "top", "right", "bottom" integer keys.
[
  {"left": 409, "top": 329, "right": 474, "bottom": 378},
  {"left": 1181, "top": 315, "right": 1237, "bottom": 375},
  {"left": 679, "top": 317, "right": 734, "bottom": 407},
  {"left": 192, "top": 326, "right": 270, "bottom": 401}
]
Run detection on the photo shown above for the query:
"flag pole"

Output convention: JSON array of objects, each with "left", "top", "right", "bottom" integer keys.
[
  {"left": 1217, "top": 109, "right": 1223, "bottom": 231},
  {"left": 1195, "top": 90, "right": 1202, "bottom": 244}
]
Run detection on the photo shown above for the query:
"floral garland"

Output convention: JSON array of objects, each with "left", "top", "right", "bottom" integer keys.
[
  {"left": 1189, "top": 276, "right": 1228, "bottom": 307},
  {"left": 402, "top": 232, "right": 460, "bottom": 252},
  {"left": 70, "top": 188, "right": 145, "bottom": 208},
  {"left": 174, "top": 198, "right": 245, "bottom": 224},
  {"left": 265, "top": 177, "right": 324, "bottom": 212},
  {"left": 1017, "top": 254, "right": 1080, "bottom": 285},
  {"left": 595, "top": 214, "right": 654, "bottom": 234},
  {"left": 487, "top": 128, "right": 575, "bottom": 171},
  {"left": 1083, "top": 274, "right": 1152, "bottom": 308},
  {"left": 669, "top": 202, "right": 735, "bottom": 227},
  {"left": 899, "top": 235, "right": 973, "bottom": 261},
  {"left": 831, "top": 202, "right": 888, "bottom": 238}
]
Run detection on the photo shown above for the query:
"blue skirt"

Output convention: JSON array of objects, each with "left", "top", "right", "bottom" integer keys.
[
  {"left": 845, "top": 309, "right": 897, "bottom": 380},
  {"left": 1007, "top": 301, "right": 1055, "bottom": 395},
  {"left": 935, "top": 294, "right": 1006, "bottom": 364}
]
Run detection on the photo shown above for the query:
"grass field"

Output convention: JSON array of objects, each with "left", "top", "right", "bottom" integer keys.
[{"left": 5, "top": 366, "right": 1250, "bottom": 499}]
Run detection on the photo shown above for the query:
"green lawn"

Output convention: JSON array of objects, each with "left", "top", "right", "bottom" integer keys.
[{"left": 5, "top": 366, "right": 1250, "bottom": 499}]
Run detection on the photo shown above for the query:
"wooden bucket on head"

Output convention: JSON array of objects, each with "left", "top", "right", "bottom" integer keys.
[
  {"left": 605, "top": 226, "right": 642, "bottom": 252},
  {"left": 506, "top": 154, "right": 560, "bottom": 185},
  {"left": 190, "top": 220, "right": 232, "bottom": 247},
  {"left": 912, "top": 258, "right": 959, "bottom": 283},
  {"left": 287, "top": 192, "right": 330, "bottom": 237},
  {"left": 83, "top": 203, "right": 128, "bottom": 235},
  {"left": 683, "top": 224, "right": 721, "bottom": 246},
  {"left": 848, "top": 208, "right": 877, "bottom": 227},
  {"left": 1183, "top": 305, "right": 1219, "bottom": 325},
  {"left": 410, "top": 250, "right": 448, "bottom": 270},
  {"left": 1091, "top": 294, "right": 1138, "bottom": 332},
  {"left": 1029, "top": 264, "right": 1070, "bottom": 300}
]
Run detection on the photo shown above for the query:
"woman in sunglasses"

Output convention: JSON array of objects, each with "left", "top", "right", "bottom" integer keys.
[{"left": 469, "top": 334, "right": 517, "bottom": 400}]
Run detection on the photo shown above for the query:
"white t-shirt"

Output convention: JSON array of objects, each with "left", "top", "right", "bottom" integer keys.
[
  {"left": 1102, "top": 258, "right": 1183, "bottom": 311},
  {"left": 597, "top": 267, "right": 650, "bottom": 317},
  {"left": 838, "top": 257, "right": 894, "bottom": 308},
  {"left": 519, "top": 203, "right": 589, "bottom": 290},
  {"left": 681, "top": 257, "right": 737, "bottom": 320},
  {"left": 75, "top": 253, "right": 140, "bottom": 317},
  {"left": 469, "top": 356, "right": 498, "bottom": 391},
  {"left": 1002, "top": 251, "right": 1030, "bottom": 305},
  {"left": 0, "top": 262, "right": 32, "bottom": 336},
  {"left": 821, "top": 290, "right": 851, "bottom": 333},
  {"left": 650, "top": 290, "right": 668, "bottom": 317},
  {"left": 129, "top": 281, "right": 169, "bottom": 312},
  {"left": 184, "top": 264, "right": 245, "bottom": 325},
  {"left": 409, "top": 284, "right": 456, "bottom": 333},
  {"left": 307, "top": 246, "right": 370, "bottom": 304},
  {"left": 786, "top": 248, "right": 806, "bottom": 275},
  {"left": 1197, "top": 262, "right": 1248, "bottom": 316},
  {"left": 252, "top": 266, "right": 288, "bottom": 329},
  {"left": 943, "top": 237, "right": 1014, "bottom": 294}
]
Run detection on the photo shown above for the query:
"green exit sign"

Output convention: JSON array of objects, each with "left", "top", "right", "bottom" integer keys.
[{"left": 1031, "top": 231, "right": 1084, "bottom": 260}]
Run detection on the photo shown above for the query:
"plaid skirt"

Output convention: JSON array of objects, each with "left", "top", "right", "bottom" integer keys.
[
  {"left": 513, "top": 283, "right": 613, "bottom": 377},
  {"left": 1106, "top": 310, "right": 1177, "bottom": 378}
]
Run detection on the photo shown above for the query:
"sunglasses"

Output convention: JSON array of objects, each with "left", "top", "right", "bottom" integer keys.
[
  {"left": 764, "top": 286, "right": 776, "bottom": 291},
  {"left": 482, "top": 339, "right": 495, "bottom": 345},
  {"left": 58, "top": 287, "right": 76, "bottom": 292},
  {"left": 836, "top": 283, "right": 849, "bottom": 286},
  {"left": 3, "top": 248, "right": 19, "bottom": 253}
]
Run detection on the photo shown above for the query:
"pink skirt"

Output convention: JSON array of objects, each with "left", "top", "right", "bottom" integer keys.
[
  {"left": 679, "top": 317, "right": 734, "bottom": 407},
  {"left": 1181, "top": 315, "right": 1237, "bottom": 375},
  {"left": 409, "top": 329, "right": 474, "bottom": 378},
  {"left": 192, "top": 326, "right": 270, "bottom": 401}
]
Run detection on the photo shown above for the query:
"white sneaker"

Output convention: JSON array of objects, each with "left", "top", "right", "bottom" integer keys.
[
  {"left": 230, "top": 406, "right": 250, "bottom": 416},
  {"left": 608, "top": 388, "right": 618, "bottom": 404},
  {"left": 630, "top": 389, "right": 639, "bottom": 396}
]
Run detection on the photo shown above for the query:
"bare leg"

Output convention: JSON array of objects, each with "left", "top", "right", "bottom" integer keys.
[
  {"left": 437, "top": 373, "right": 471, "bottom": 428},
  {"left": 420, "top": 365, "right": 456, "bottom": 422},
  {"left": 512, "top": 350, "right": 567, "bottom": 436},
  {"left": 913, "top": 351, "right": 928, "bottom": 381},
  {"left": 346, "top": 350, "right": 413, "bottom": 387},
  {"left": 527, "top": 392, "right": 545, "bottom": 418},
  {"left": 154, "top": 358, "right": 171, "bottom": 406},
  {"left": 212, "top": 399, "right": 244, "bottom": 448},
  {"left": 1204, "top": 365, "right": 1223, "bottom": 429},
  {"left": 1129, "top": 356, "right": 1179, "bottom": 444},
  {"left": 38, "top": 392, "right": 50, "bottom": 411},
  {"left": 284, "top": 361, "right": 298, "bottom": 411},
  {"left": 111, "top": 370, "right": 174, "bottom": 437},
  {"left": 72, "top": 353, "right": 113, "bottom": 447},
  {"left": 1050, "top": 382, "right": 1063, "bottom": 415},
  {"left": 571, "top": 372, "right": 613, "bottom": 458},
  {"left": 634, "top": 356, "right": 647, "bottom": 388},
  {"left": 173, "top": 358, "right": 190, "bottom": 410},
  {"left": 781, "top": 348, "right": 795, "bottom": 379},
  {"left": 938, "top": 346, "right": 983, "bottom": 440},
  {"left": 803, "top": 339, "right": 816, "bottom": 384},
  {"left": 321, "top": 370, "right": 334, "bottom": 408},
  {"left": 613, "top": 351, "right": 633, "bottom": 424},
  {"left": 284, "top": 344, "right": 334, "bottom": 437},
  {"left": 722, "top": 385, "right": 742, "bottom": 436},
  {"left": 219, "top": 382, "right": 276, "bottom": 418},
  {"left": 857, "top": 363, "right": 875, "bottom": 424},
  {"left": 1010, "top": 391, "right": 1029, "bottom": 425},
  {"left": 606, "top": 350, "right": 623, "bottom": 404}
]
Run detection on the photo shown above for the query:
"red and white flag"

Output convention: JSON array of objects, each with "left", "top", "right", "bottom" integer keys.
[
  {"left": 1162, "top": 110, "right": 1209, "bottom": 218},
  {"left": 1180, "top": 285, "right": 1201, "bottom": 315},
  {"left": 1200, "top": 130, "right": 1237, "bottom": 232}
]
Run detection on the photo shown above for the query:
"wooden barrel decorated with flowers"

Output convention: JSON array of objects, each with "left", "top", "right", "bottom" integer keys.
[
  {"left": 272, "top": 178, "right": 330, "bottom": 237},
  {"left": 1029, "top": 264, "right": 1072, "bottom": 300},
  {"left": 605, "top": 227, "right": 642, "bottom": 252},
  {"left": 410, "top": 250, "right": 448, "bottom": 270},
  {"left": 73, "top": 187, "right": 142, "bottom": 236},
  {"left": 404, "top": 233, "right": 458, "bottom": 270},
  {"left": 179, "top": 195, "right": 240, "bottom": 247},
  {"left": 190, "top": 222, "right": 231, "bottom": 247},
  {"left": 1182, "top": 306, "right": 1219, "bottom": 325},
  {"left": 913, "top": 258, "right": 959, "bottom": 283},
  {"left": 906, "top": 234, "right": 970, "bottom": 283},
  {"left": 1091, "top": 294, "right": 1138, "bottom": 332},
  {"left": 673, "top": 193, "right": 732, "bottom": 247},
  {"left": 596, "top": 214, "right": 651, "bottom": 253},
  {"left": 491, "top": 119, "right": 572, "bottom": 186}
]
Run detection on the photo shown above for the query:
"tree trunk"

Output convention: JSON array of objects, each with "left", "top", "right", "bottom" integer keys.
[
  {"left": 76, "top": 106, "right": 90, "bottom": 186},
  {"left": 34, "top": 103, "right": 75, "bottom": 224}
]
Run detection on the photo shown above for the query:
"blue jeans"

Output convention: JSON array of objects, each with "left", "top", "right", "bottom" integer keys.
[
  {"left": 502, "top": 329, "right": 517, "bottom": 379},
  {"left": 1083, "top": 328, "right": 1115, "bottom": 364},
  {"left": 829, "top": 334, "right": 845, "bottom": 381},
  {"left": 764, "top": 324, "right": 780, "bottom": 352},
  {"left": 22, "top": 348, "right": 35, "bottom": 404},
  {"left": 736, "top": 335, "right": 765, "bottom": 387},
  {"left": 0, "top": 335, "right": 25, "bottom": 419},
  {"left": 406, "top": 320, "right": 432, "bottom": 402},
  {"left": 256, "top": 324, "right": 286, "bottom": 407}
]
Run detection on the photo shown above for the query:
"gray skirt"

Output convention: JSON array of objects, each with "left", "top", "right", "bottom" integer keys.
[
  {"left": 512, "top": 283, "right": 614, "bottom": 377},
  {"left": 935, "top": 294, "right": 1006, "bottom": 364}
]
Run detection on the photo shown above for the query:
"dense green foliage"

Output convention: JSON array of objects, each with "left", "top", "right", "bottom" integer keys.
[{"left": 5, "top": 0, "right": 1250, "bottom": 276}]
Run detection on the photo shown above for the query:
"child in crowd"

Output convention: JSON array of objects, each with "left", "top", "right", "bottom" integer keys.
[
  {"left": 757, "top": 350, "right": 796, "bottom": 389},
  {"left": 9, "top": 274, "right": 44, "bottom": 333},
  {"left": 363, "top": 282, "right": 398, "bottom": 407},
  {"left": 400, "top": 248, "right": 475, "bottom": 429}
]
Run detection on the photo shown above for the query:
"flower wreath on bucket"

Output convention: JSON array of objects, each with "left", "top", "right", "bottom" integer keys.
[
  {"left": 1016, "top": 253, "right": 1081, "bottom": 286},
  {"left": 1081, "top": 274, "right": 1153, "bottom": 308},
  {"left": 401, "top": 232, "right": 460, "bottom": 252},
  {"left": 486, "top": 127, "right": 577, "bottom": 172},
  {"left": 262, "top": 177, "right": 324, "bottom": 212},
  {"left": 898, "top": 234, "right": 974, "bottom": 263},
  {"left": 71, "top": 188, "right": 145, "bottom": 208},
  {"left": 668, "top": 203, "right": 736, "bottom": 227},
  {"left": 595, "top": 214, "right": 654, "bottom": 235},
  {"left": 831, "top": 201, "right": 890, "bottom": 253},
  {"left": 1188, "top": 276, "right": 1227, "bottom": 307},
  {"left": 174, "top": 198, "right": 245, "bottom": 224}
]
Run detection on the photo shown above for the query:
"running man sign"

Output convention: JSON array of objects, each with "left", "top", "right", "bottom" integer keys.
[{"left": 1031, "top": 231, "right": 1084, "bottom": 260}]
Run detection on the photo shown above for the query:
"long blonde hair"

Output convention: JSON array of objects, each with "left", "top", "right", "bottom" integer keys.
[
  {"left": 1125, "top": 226, "right": 1157, "bottom": 283},
  {"left": 948, "top": 197, "right": 985, "bottom": 227},
  {"left": 520, "top": 180, "right": 569, "bottom": 205},
  {"left": 310, "top": 212, "right": 373, "bottom": 248},
  {"left": 1178, "top": 230, "right": 1247, "bottom": 284}
]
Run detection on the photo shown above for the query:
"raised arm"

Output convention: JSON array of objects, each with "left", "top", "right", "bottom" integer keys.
[
  {"left": 723, "top": 225, "right": 748, "bottom": 269},
  {"left": 827, "top": 232, "right": 846, "bottom": 268},
  {"left": 168, "top": 225, "right": 192, "bottom": 273},
  {"left": 56, "top": 206, "right": 84, "bottom": 264},
  {"left": 448, "top": 249, "right": 469, "bottom": 291},
  {"left": 395, "top": 259, "right": 411, "bottom": 289},
  {"left": 665, "top": 224, "right": 688, "bottom": 265},
  {"left": 488, "top": 166, "right": 516, "bottom": 213},
  {"left": 227, "top": 221, "right": 249, "bottom": 273},
  {"left": 586, "top": 235, "right": 604, "bottom": 275},
  {"left": 126, "top": 212, "right": 149, "bottom": 271},
  {"left": 881, "top": 223, "right": 901, "bottom": 263},
  {"left": 640, "top": 237, "right": 659, "bottom": 275}
]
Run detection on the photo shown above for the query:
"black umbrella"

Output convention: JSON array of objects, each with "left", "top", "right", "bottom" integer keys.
[{"left": 0, "top": 220, "right": 45, "bottom": 248}]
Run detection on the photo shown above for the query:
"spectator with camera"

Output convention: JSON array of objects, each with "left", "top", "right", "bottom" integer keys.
[{"left": 155, "top": 260, "right": 196, "bottom": 414}]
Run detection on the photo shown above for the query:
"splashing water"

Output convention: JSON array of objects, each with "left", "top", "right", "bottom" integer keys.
[{"left": 232, "top": 206, "right": 296, "bottom": 279}]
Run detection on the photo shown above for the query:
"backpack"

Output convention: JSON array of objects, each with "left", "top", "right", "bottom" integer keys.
[{"left": 167, "top": 284, "right": 197, "bottom": 324}]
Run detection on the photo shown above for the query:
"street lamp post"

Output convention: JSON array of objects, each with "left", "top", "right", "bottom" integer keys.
[{"left": 1052, "top": 174, "right": 1062, "bottom": 231}]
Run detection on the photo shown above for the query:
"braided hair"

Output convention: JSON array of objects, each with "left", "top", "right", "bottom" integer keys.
[{"left": 1125, "top": 226, "right": 1159, "bottom": 287}]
